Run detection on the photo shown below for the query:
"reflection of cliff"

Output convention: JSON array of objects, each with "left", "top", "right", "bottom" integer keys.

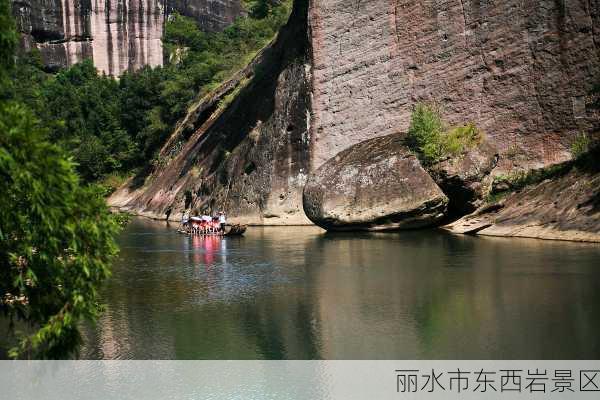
[
  {"left": 308, "top": 233, "right": 600, "bottom": 359},
  {"left": 11, "top": 0, "right": 243, "bottom": 75}
]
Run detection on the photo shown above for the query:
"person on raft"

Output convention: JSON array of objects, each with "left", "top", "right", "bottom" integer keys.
[
  {"left": 181, "top": 210, "right": 190, "bottom": 229},
  {"left": 218, "top": 211, "right": 227, "bottom": 232}
]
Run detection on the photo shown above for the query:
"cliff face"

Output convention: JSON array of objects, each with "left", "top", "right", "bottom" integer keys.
[
  {"left": 109, "top": 0, "right": 599, "bottom": 227},
  {"left": 309, "top": 0, "right": 600, "bottom": 171},
  {"left": 109, "top": 0, "right": 312, "bottom": 224},
  {"left": 167, "top": 0, "right": 244, "bottom": 32},
  {"left": 11, "top": 0, "right": 243, "bottom": 75}
]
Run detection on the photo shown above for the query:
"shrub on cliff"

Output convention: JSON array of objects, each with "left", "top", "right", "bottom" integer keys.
[
  {"left": 406, "top": 103, "right": 483, "bottom": 165},
  {"left": 570, "top": 132, "right": 590, "bottom": 159}
]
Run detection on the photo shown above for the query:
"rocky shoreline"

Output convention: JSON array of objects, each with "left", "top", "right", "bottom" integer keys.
[{"left": 445, "top": 166, "right": 600, "bottom": 243}]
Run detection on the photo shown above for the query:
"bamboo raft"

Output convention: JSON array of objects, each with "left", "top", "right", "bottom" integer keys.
[{"left": 178, "top": 223, "right": 247, "bottom": 237}]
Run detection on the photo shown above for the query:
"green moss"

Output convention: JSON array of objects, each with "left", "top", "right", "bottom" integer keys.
[{"left": 487, "top": 144, "right": 599, "bottom": 202}]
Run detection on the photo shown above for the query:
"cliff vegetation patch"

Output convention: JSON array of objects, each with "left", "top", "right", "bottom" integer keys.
[{"left": 406, "top": 103, "right": 483, "bottom": 166}]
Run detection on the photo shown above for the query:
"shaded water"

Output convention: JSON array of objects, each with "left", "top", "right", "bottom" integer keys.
[{"left": 81, "top": 218, "right": 600, "bottom": 359}]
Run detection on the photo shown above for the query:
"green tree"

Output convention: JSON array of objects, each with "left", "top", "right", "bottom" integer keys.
[
  {"left": 4, "top": 0, "right": 292, "bottom": 185},
  {"left": 0, "top": 0, "right": 17, "bottom": 89},
  {"left": 248, "top": 0, "right": 280, "bottom": 19},
  {"left": 0, "top": 2, "right": 119, "bottom": 359}
]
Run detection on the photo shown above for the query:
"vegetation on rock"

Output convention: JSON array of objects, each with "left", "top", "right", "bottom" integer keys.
[
  {"left": 5, "top": 0, "right": 291, "bottom": 183},
  {"left": 490, "top": 144, "right": 599, "bottom": 202},
  {"left": 406, "top": 103, "right": 483, "bottom": 165},
  {"left": 571, "top": 132, "right": 590, "bottom": 159}
]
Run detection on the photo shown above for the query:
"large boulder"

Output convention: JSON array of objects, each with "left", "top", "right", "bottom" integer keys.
[
  {"left": 303, "top": 134, "right": 448, "bottom": 231},
  {"left": 428, "top": 140, "right": 499, "bottom": 217}
]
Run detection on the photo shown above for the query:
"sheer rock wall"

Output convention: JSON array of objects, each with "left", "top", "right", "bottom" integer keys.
[
  {"left": 107, "top": 0, "right": 599, "bottom": 226},
  {"left": 11, "top": 0, "right": 243, "bottom": 75},
  {"left": 309, "top": 0, "right": 600, "bottom": 172}
]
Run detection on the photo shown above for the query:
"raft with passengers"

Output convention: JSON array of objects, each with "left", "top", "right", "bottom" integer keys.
[{"left": 178, "top": 210, "right": 247, "bottom": 236}]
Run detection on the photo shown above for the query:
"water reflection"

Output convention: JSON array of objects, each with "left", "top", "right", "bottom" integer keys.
[{"left": 81, "top": 218, "right": 600, "bottom": 359}]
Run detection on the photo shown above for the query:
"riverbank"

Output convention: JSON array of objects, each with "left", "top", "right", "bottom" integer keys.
[{"left": 445, "top": 152, "right": 600, "bottom": 243}]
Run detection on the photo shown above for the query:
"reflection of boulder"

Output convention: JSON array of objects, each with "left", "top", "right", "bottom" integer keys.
[
  {"left": 303, "top": 133, "right": 448, "bottom": 231},
  {"left": 428, "top": 140, "right": 499, "bottom": 217}
]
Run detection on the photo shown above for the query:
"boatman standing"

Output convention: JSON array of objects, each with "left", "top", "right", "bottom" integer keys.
[
  {"left": 181, "top": 210, "right": 190, "bottom": 230},
  {"left": 219, "top": 211, "right": 227, "bottom": 232}
]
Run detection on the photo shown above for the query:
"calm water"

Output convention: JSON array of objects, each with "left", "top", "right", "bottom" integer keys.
[{"left": 81, "top": 218, "right": 600, "bottom": 359}]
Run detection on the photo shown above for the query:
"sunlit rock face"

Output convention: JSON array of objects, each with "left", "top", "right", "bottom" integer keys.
[
  {"left": 166, "top": 0, "right": 245, "bottom": 32},
  {"left": 108, "top": 0, "right": 599, "bottom": 226},
  {"left": 309, "top": 0, "right": 600, "bottom": 171},
  {"left": 11, "top": 0, "right": 243, "bottom": 75},
  {"left": 108, "top": 0, "right": 312, "bottom": 225},
  {"left": 90, "top": 0, "right": 165, "bottom": 76},
  {"left": 303, "top": 133, "right": 448, "bottom": 231}
]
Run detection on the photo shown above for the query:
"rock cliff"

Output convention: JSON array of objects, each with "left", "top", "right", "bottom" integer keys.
[
  {"left": 309, "top": 0, "right": 599, "bottom": 171},
  {"left": 167, "top": 0, "right": 244, "bottom": 32},
  {"left": 445, "top": 151, "right": 600, "bottom": 242},
  {"left": 109, "top": 0, "right": 312, "bottom": 224},
  {"left": 109, "top": 0, "right": 599, "bottom": 237},
  {"left": 11, "top": 0, "right": 243, "bottom": 74}
]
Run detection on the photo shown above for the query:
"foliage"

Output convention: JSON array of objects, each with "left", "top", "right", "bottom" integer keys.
[
  {"left": 406, "top": 103, "right": 483, "bottom": 165},
  {"left": 6, "top": 0, "right": 292, "bottom": 184},
  {"left": 444, "top": 123, "right": 482, "bottom": 156},
  {"left": 112, "top": 212, "right": 132, "bottom": 227},
  {"left": 97, "top": 173, "right": 131, "bottom": 197},
  {"left": 0, "top": 0, "right": 17, "bottom": 88},
  {"left": 406, "top": 103, "right": 445, "bottom": 164},
  {"left": 1, "top": 2, "right": 119, "bottom": 359},
  {"left": 570, "top": 132, "right": 590, "bottom": 159},
  {"left": 0, "top": 103, "right": 119, "bottom": 358},
  {"left": 246, "top": 0, "right": 281, "bottom": 19}
]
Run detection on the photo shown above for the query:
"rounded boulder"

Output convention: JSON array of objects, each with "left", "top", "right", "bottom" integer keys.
[{"left": 303, "top": 134, "right": 448, "bottom": 231}]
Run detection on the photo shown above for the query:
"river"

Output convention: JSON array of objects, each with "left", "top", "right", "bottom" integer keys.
[{"left": 81, "top": 217, "right": 600, "bottom": 359}]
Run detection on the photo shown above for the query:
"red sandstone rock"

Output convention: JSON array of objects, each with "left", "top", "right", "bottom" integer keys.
[
  {"left": 303, "top": 134, "right": 448, "bottom": 231},
  {"left": 309, "top": 0, "right": 600, "bottom": 172}
]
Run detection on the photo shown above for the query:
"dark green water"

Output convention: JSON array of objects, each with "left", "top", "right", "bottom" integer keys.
[{"left": 81, "top": 217, "right": 600, "bottom": 359}]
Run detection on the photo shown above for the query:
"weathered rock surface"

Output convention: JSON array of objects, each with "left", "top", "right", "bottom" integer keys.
[
  {"left": 109, "top": 0, "right": 599, "bottom": 238},
  {"left": 11, "top": 0, "right": 243, "bottom": 75},
  {"left": 109, "top": 0, "right": 312, "bottom": 224},
  {"left": 445, "top": 163, "right": 600, "bottom": 242},
  {"left": 309, "top": 0, "right": 600, "bottom": 172},
  {"left": 428, "top": 140, "right": 499, "bottom": 217},
  {"left": 167, "top": 0, "right": 244, "bottom": 32},
  {"left": 302, "top": 134, "right": 448, "bottom": 231}
]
